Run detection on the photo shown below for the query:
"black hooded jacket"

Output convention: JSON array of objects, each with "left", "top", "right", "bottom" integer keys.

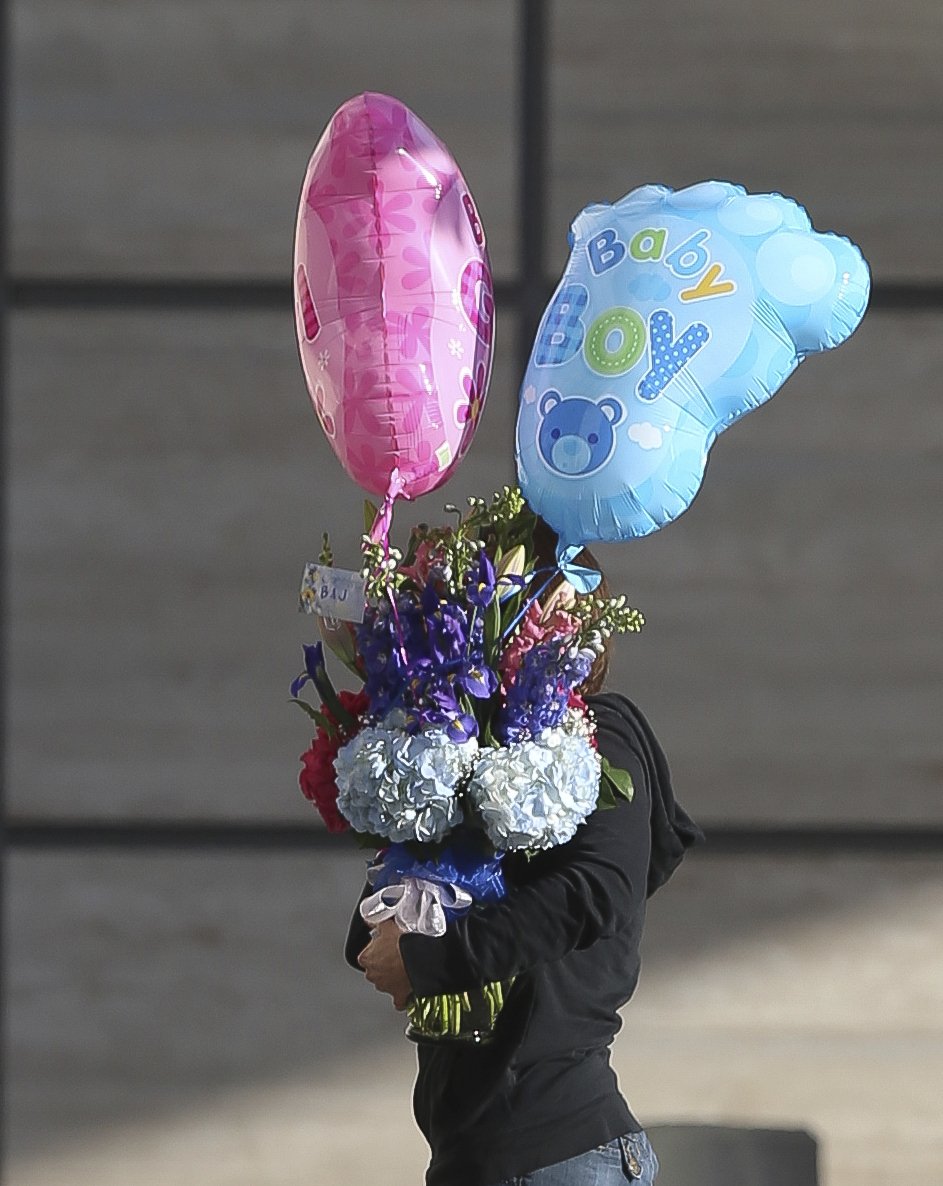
[{"left": 345, "top": 693, "right": 702, "bottom": 1186}]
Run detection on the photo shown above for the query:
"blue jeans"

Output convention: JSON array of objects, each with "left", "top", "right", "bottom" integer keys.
[{"left": 490, "top": 1130, "right": 659, "bottom": 1185}]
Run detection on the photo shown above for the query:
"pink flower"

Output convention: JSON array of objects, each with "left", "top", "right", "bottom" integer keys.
[
  {"left": 393, "top": 306, "right": 431, "bottom": 360},
  {"left": 399, "top": 537, "right": 441, "bottom": 586},
  {"left": 376, "top": 184, "right": 418, "bottom": 237},
  {"left": 393, "top": 365, "right": 446, "bottom": 438},
  {"left": 400, "top": 245, "right": 430, "bottom": 291},
  {"left": 459, "top": 260, "right": 494, "bottom": 346},
  {"left": 310, "top": 382, "right": 335, "bottom": 438},
  {"left": 344, "top": 437, "right": 386, "bottom": 488},
  {"left": 339, "top": 200, "right": 375, "bottom": 241},
  {"left": 499, "top": 601, "right": 581, "bottom": 686},
  {"left": 541, "top": 606, "right": 581, "bottom": 635},
  {"left": 334, "top": 250, "right": 376, "bottom": 298},
  {"left": 455, "top": 361, "right": 488, "bottom": 430},
  {"left": 343, "top": 310, "right": 386, "bottom": 366},
  {"left": 419, "top": 191, "right": 440, "bottom": 215},
  {"left": 361, "top": 96, "right": 411, "bottom": 153},
  {"left": 342, "top": 368, "right": 383, "bottom": 437},
  {"left": 306, "top": 180, "right": 339, "bottom": 220},
  {"left": 345, "top": 324, "right": 384, "bottom": 369},
  {"left": 328, "top": 108, "right": 376, "bottom": 173},
  {"left": 344, "top": 309, "right": 385, "bottom": 336},
  {"left": 464, "top": 360, "right": 487, "bottom": 419}
]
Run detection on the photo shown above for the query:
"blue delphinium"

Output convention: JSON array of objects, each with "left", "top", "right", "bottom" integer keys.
[{"left": 496, "top": 638, "right": 596, "bottom": 744}]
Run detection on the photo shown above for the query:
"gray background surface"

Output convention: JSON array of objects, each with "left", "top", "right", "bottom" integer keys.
[{"left": 6, "top": 3, "right": 942, "bottom": 1185}]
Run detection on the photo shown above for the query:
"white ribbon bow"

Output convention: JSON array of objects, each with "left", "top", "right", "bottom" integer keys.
[{"left": 360, "top": 876, "right": 473, "bottom": 937}]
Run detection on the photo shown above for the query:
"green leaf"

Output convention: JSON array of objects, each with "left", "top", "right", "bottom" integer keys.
[
  {"left": 600, "top": 756, "right": 634, "bottom": 802},
  {"left": 312, "top": 708, "right": 337, "bottom": 735},
  {"left": 596, "top": 775, "right": 619, "bottom": 811},
  {"left": 363, "top": 499, "right": 380, "bottom": 535},
  {"left": 310, "top": 661, "right": 358, "bottom": 732},
  {"left": 318, "top": 617, "right": 365, "bottom": 681},
  {"left": 483, "top": 595, "right": 501, "bottom": 669},
  {"left": 316, "top": 680, "right": 356, "bottom": 732},
  {"left": 288, "top": 692, "right": 332, "bottom": 730}
]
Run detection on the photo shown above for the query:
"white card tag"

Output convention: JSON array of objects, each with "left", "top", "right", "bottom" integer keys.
[{"left": 299, "top": 564, "right": 366, "bottom": 622}]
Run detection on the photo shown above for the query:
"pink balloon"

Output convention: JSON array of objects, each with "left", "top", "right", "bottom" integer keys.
[{"left": 293, "top": 92, "right": 495, "bottom": 509}]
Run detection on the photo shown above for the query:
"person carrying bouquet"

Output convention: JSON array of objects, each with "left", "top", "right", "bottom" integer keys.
[{"left": 346, "top": 517, "right": 701, "bottom": 1186}]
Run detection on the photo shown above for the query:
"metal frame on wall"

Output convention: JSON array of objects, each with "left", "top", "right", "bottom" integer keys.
[{"left": 4, "top": 0, "right": 943, "bottom": 869}]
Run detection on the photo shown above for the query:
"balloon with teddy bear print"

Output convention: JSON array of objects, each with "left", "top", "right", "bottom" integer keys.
[{"left": 516, "top": 181, "right": 870, "bottom": 558}]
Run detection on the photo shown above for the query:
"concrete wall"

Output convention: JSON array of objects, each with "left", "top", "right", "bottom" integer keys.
[{"left": 7, "top": 3, "right": 942, "bottom": 1185}]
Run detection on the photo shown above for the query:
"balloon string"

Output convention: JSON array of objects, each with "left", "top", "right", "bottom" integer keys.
[
  {"left": 369, "top": 468, "right": 408, "bottom": 664},
  {"left": 386, "top": 584, "right": 408, "bottom": 668},
  {"left": 499, "top": 567, "right": 560, "bottom": 643},
  {"left": 369, "top": 467, "right": 405, "bottom": 549}
]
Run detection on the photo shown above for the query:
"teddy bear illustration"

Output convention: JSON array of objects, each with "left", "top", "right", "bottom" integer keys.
[{"left": 537, "top": 389, "right": 625, "bottom": 477}]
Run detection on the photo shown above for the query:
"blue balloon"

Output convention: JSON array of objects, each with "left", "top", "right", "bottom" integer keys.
[{"left": 516, "top": 182, "right": 870, "bottom": 556}]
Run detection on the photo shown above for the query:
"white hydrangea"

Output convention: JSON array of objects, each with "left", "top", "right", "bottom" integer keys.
[
  {"left": 467, "top": 725, "right": 601, "bottom": 851},
  {"left": 334, "top": 723, "right": 478, "bottom": 843}
]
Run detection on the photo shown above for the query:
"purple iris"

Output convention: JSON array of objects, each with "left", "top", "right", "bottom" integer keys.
[
  {"left": 421, "top": 585, "right": 470, "bottom": 665},
  {"left": 355, "top": 580, "right": 499, "bottom": 741},
  {"left": 456, "top": 662, "right": 497, "bottom": 699},
  {"left": 290, "top": 642, "right": 325, "bottom": 698},
  {"left": 444, "top": 712, "right": 479, "bottom": 743},
  {"left": 466, "top": 551, "right": 497, "bottom": 609},
  {"left": 497, "top": 572, "right": 527, "bottom": 603}
]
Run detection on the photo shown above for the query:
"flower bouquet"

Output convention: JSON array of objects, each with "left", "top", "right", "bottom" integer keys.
[{"left": 291, "top": 486, "right": 643, "bottom": 1042}]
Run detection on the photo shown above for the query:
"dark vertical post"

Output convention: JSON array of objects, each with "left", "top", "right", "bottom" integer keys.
[
  {"left": 517, "top": 0, "right": 549, "bottom": 377},
  {"left": 0, "top": 0, "right": 8, "bottom": 1172}
]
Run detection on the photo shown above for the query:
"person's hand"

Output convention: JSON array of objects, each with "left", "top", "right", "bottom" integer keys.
[{"left": 357, "top": 918, "right": 414, "bottom": 1011}]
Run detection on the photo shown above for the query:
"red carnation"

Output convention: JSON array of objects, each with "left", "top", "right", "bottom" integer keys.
[{"left": 299, "top": 689, "right": 370, "bottom": 833}]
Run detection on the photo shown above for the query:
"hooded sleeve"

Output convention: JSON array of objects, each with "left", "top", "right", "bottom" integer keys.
[
  {"left": 592, "top": 692, "right": 704, "bottom": 897},
  {"left": 397, "top": 700, "right": 657, "bottom": 996}
]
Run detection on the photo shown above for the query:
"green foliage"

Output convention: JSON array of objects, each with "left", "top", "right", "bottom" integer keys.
[
  {"left": 359, "top": 486, "right": 537, "bottom": 608},
  {"left": 308, "top": 659, "right": 357, "bottom": 731},
  {"left": 289, "top": 698, "right": 343, "bottom": 741},
  {"left": 318, "top": 532, "right": 334, "bottom": 567},
  {"left": 597, "top": 755, "right": 635, "bottom": 811},
  {"left": 569, "top": 593, "right": 645, "bottom": 658},
  {"left": 360, "top": 539, "right": 405, "bottom": 600}
]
